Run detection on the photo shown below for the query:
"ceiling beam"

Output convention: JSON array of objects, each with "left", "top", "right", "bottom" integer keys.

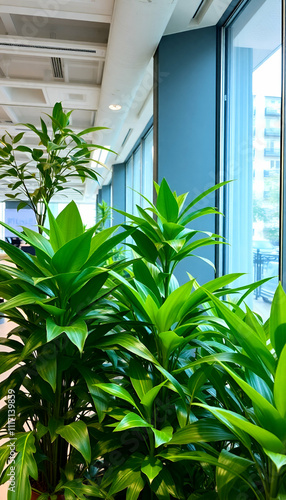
[
  {"left": 0, "top": 0, "right": 114, "bottom": 23},
  {"left": 0, "top": 36, "right": 106, "bottom": 61},
  {"left": 0, "top": 78, "right": 100, "bottom": 91},
  {"left": 0, "top": 14, "right": 17, "bottom": 35}
]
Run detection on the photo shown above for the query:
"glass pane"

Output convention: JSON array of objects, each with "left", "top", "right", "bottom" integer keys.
[
  {"left": 225, "top": 0, "right": 281, "bottom": 320},
  {"left": 142, "top": 128, "right": 154, "bottom": 207},
  {"left": 133, "top": 147, "right": 142, "bottom": 211},
  {"left": 126, "top": 157, "right": 133, "bottom": 214}
]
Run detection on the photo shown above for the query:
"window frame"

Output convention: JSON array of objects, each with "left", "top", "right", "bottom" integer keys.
[{"left": 217, "top": 0, "right": 285, "bottom": 289}]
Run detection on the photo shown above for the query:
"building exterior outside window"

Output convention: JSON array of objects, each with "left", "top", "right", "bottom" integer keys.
[{"left": 223, "top": 0, "right": 281, "bottom": 319}]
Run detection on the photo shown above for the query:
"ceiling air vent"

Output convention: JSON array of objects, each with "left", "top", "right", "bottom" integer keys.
[
  {"left": 192, "top": 0, "right": 214, "bottom": 23},
  {"left": 121, "top": 128, "right": 133, "bottom": 147},
  {"left": 51, "top": 57, "right": 64, "bottom": 79}
]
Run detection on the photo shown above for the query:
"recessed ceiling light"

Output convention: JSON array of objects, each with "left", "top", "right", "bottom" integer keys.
[{"left": 109, "top": 104, "right": 122, "bottom": 111}]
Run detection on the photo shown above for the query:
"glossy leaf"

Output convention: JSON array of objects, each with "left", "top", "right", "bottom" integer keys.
[
  {"left": 57, "top": 421, "right": 91, "bottom": 463},
  {"left": 46, "top": 318, "right": 88, "bottom": 353},
  {"left": 114, "top": 413, "right": 152, "bottom": 432},
  {"left": 270, "top": 283, "right": 286, "bottom": 357},
  {"left": 206, "top": 291, "right": 275, "bottom": 374},
  {"left": 156, "top": 279, "right": 195, "bottom": 332},
  {"left": 95, "top": 383, "right": 139, "bottom": 410},
  {"left": 274, "top": 344, "right": 286, "bottom": 418},
  {"left": 36, "top": 355, "right": 57, "bottom": 393},
  {"left": 8, "top": 432, "right": 37, "bottom": 500},
  {"left": 126, "top": 474, "right": 145, "bottom": 500},
  {"left": 141, "top": 456, "right": 163, "bottom": 483},
  {"left": 51, "top": 227, "right": 94, "bottom": 273},
  {"left": 264, "top": 449, "right": 286, "bottom": 472},
  {"left": 109, "top": 469, "right": 142, "bottom": 496},
  {"left": 197, "top": 404, "right": 284, "bottom": 453},
  {"left": 129, "top": 358, "right": 153, "bottom": 400},
  {"left": 216, "top": 450, "right": 252, "bottom": 500},
  {"left": 56, "top": 201, "right": 84, "bottom": 243},
  {"left": 170, "top": 419, "right": 235, "bottom": 445},
  {"left": 156, "top": 178, "right": 179, "bottom": 222},
  {"left": 140, "top": 382, "right": 166, "bottom": 413},
  {"left": 152, "top": 426, "right": 173, "bottom": 447},
  {"left": 221, "top": 363, "right": 285, "bottom": 438}
]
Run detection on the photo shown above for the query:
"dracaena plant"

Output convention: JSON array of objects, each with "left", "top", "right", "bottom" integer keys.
[
  {"left": 180, "top": 283, "right": 286, "bottom": 500},
  {"left": 82, "top": 179, "right": 264, "bottom": 499},
  {"left": 0, "top": 102, "right": 114, "bottom": 231},
  {"left": 118, "top": 177, "right": 229, "bottom": 299},
  {"left": 0, "top": 178, "right": 273, "bottom": 500},
  {"left": 0, "top": 201, "right": 132, "bottom": 500}
]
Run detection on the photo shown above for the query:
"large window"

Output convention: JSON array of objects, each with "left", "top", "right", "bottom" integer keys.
[
  {"left": 224, "top": 0, "right": 282, "bottom": 319},
  {"left": 125, "top": 127, "right": 153, "bottom": 214}
]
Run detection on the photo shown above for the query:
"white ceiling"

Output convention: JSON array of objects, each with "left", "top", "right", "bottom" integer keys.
[{"left": 0, "top": 0, "right": 232, "bottom": 202}]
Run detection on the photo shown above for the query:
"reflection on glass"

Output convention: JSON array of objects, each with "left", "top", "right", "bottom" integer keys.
[{"left": 225, "top": 0, "right": 281, "bottom": 320}]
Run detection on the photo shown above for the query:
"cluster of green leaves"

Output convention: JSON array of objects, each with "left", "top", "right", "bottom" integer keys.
[
  {"left": 0, "top": 102, "right": 114, "bottom": 231},
  {"left": 0, "top": 178, "right": 282, "bottom": 500},
  {"left": 0, "top": 201, "right": 132, "bottom": 500}
]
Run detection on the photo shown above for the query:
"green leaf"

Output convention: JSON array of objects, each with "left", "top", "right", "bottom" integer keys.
[
  {"left": 270, "top": 283, "right": 286, "bottom": 357},
  {"left": 36, "top": 355, "right": 57, "bottom": 392},
  {"left": 0, "top": 239, "right": 41, "bottom": 276},
  {"left": 221, "top": 363, "right": 285, "bottom": 439},
  {"left": 46, "top": 318, "right": 88, "bottom": 353},
  {"left": 15, "top": 145, "right": 32, "bottom": 153},
  {"left": 156, "top": 279, "right": 195, "bottom": 331},
  {"left": 48, "top": 417, "right": 64, "bottom": 443},
  {"left": 140, "top": 382, "right": 166, "bottom": 413},
  {"left": 57, "top": 421, "right": 91, "bottom": 463},
  {"left": 274, "top": 344, "right": 286, "bottom": 418},
  {"left": 95, "top": 383, "right": 139, "bottom": 410},
  {"left": 264, "top": 449, "right": 286, "bottom": 472},
  {"left": 56, "top": 201, "right": 84, "bottom": 244},
  {"left": 51, "top": 227, "right": 94, "bottom": 273},
  {"left": 170, "top": 419, "right": 235, "bottom": 445},
  {"left": 216, "top": 450, "right": 252, "bottom": 500},
  {"left": 114, "top": 413, "right": 152, "bottom": 432},
  {"left": 109, "top": 469, "right": 142, "bottom": 496},
  {"left": 206, "top": 291, "right": 275, "bottom": 374},
  {"left": 126, "top": 474, "right": 145, "bottom": 500},
  {"left": 13, "top": 132, "right": 25, "bottom": 143},
  {"left": 17, "top": 201, "right": 28, "bottom": 211},
  {"left": 179, "top": 180, "right": 231, "bottom": 218},
  {"left": 0, "top": 292, "right": 47, "bottom": 313},
  {"left": 97, "top": 333, "right": 158, "bottom": 365},
  {"left": 60, "top": 479, "right": 105, "bottom": 499},
  {"left": 0, "top": 442, "right": 11, "bottom": 477},
  {"left": 133, "top": 260, "right": 161, "bottom": 302},
  {"left": 152, "top": 426, "right": 173, "bottom": 447},
  {"left": 156, "top": 178, "right": 179, "bottom": 222},
  {"left": 78, "top": 367, "right": 109, "bottom": 423},
  {"left": 129, "top": 358, "right": 153, "bottom": 400},
  {"left": 129, "top": 229, "right": 158, "bottom": 263},
  {"left": 158, "top": 330, "right": 184, "bottom": 360},
  {"left": 46, "top": 204, "right": 65, "bottom": 252},
  {"left": 196, "top": 404, "right": 284, "bottom": 453},
  {"left": 8, "top": 432, "right": 37, "bottom": 500},
  {"left": 21, "top": 227, "right": 54, "bottom": 257},
  {"left": 141, "top": 456, "right": 163, "bottom": 483}
]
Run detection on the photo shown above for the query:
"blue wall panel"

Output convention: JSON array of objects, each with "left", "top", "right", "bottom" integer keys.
[{"left": 156, "top": 27, "right": 217, "bottom": 285}]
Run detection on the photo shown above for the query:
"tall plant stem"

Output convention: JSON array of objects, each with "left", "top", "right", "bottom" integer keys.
[{"left": 269, "top": 460, "right": 279, "bottom": 500}]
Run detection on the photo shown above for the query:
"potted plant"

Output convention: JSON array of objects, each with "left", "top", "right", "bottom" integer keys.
[
  {"left": 0, "top": 201, "right": 132, "bottom": 499},
  {"left": 84, "top": 179, "right": 267, "bottom": 499},
  {"left": 0, "top": 178, "right": 275, "bottom": 499},
  {"left": 0, "top": 102, "right": 114, "bottom": 232}
]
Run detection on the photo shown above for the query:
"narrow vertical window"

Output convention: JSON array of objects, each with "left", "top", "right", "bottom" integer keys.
[{"left": 224, "top": 0, "right": 282, "bottom": 319}]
